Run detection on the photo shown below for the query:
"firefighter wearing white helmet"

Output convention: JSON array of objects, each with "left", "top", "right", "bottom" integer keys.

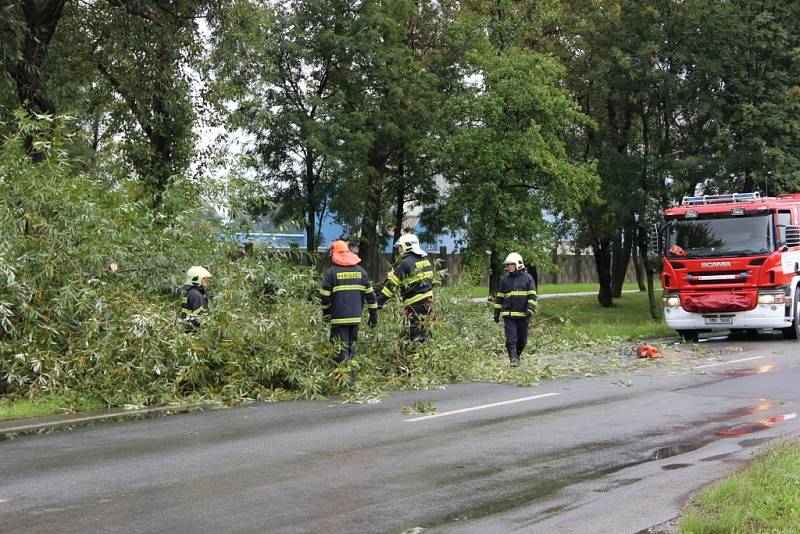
[
  {"left": 181, "top": 266, "right": 212, "bottom": 331},
  {"left": 377, "top": 233, "right": 435, "bottom": 342},
  {"left": 494, "top": 252, "right": 537, "bottom": 366}
]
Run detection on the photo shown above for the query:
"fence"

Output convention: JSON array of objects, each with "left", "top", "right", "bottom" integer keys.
[
  {"left": 268, "top": 244, "right": 640, "bottom": 287},
  {"left": 315, "top": 246, "right": 464, "bottom": 286}
]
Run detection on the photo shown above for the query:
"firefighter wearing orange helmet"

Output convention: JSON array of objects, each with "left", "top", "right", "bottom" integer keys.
[{"left": 319, "top": 240, "right": 378, "bottom": 363}]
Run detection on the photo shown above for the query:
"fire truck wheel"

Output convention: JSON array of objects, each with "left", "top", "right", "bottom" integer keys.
[
  {"left": 782, "top": 290, "right": 800, "bottom": 340},
  {"left": 677, "top": 329, "right": 699, "bottom": 343}
]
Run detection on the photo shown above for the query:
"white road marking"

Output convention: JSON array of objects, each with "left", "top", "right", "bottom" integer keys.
[
  {"left": 403, "top": 393, "right": 560, "bottom": 422},
  {"left": 693, "top": 356, "right": 765, "bottom": 369}
]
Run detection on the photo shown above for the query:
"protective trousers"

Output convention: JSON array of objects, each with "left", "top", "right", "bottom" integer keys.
[
  {"left": 405, "top": 301, "right": 433, "bottom": 342},
  {"left": 503, "top": 316, "right": 529, "bottom": 362},
  {"left": 330, "top": 325, "right": 359, "bottom": 363}
]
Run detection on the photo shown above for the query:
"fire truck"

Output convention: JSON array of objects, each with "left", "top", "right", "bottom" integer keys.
[{"left": 661, "top": 192, "right": 800, "bottom": 342}]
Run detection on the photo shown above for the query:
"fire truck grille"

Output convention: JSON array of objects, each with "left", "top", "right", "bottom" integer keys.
[{"left": 686, "top": 270, "right": 748, "bottom": 285}]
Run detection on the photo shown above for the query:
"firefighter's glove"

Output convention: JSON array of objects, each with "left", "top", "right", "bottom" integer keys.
[
  {"left": 368, "top": 311, "right": 378, "bottom": 328},
  {"left": 493, "top": 311, "right": 500, "bottom": 324}
]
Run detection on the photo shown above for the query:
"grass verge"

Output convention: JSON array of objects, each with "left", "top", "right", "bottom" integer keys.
[
  {"left": 680, "top": 442, "right": 800, "bottom": 533},
  {"left": 0, "top": 394, "right": 104, "bottom": 422},
  {"left": 444, "top": 282, "right": 657, "bottom": 298},
  {"left": 539, "top": 291, "right": 673, "bottom": 341}
]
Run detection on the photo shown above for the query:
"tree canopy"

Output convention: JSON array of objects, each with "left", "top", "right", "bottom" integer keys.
[{"left": 2, "top": 0, "right": 799, "bottom": 289}]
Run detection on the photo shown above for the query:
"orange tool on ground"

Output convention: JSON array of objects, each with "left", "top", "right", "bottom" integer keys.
[{"left": 636, "top": 343, "right": 663, "bottom": 359}]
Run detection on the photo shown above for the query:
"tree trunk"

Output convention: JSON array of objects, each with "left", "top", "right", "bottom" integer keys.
[
  {"left": 8, "top": 0, "right": 67, "bottom": 162},
  {"left": 593, "top": 238, "right": 613, "bottom": 307},
  {"left": 489, "top": 247, "right": 502, "bottom": 297},
  {"left": 359, "top": 153, "right": 386, "bottom": 280},
  {"left": 305, "top": 150, "right": 317, "bottom": 253},
  {"left": 611, "top": 221, "right": 634, "bottom": 297},
  {"left": 358, "top": 192, "right": 383, "bottom": 281},
  {"left": 550, "top": 246, "right": 559, "bottom": 284},
  {"left": 633, "top": 251, "right": 646, "bottom": 291},
  {"left": 637, "top": 226, "right": 661, "bottom": 320},
  {"left": 391, "top": 156, "right": 406, "bottom": 263}
]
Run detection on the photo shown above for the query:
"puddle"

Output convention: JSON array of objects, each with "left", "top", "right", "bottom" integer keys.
[
  {"left": 717, "top": 413, "right": 795, "bottom": 437},
  {"left": 675, "top": 366, "right": 776, "bottom": 391},
  {"left": 661, "top": 463, "right": 692, "bottom": 470},
  {"left": 720, "top": 365, "right": 775, "bottom": 378},
  {"left": 651, "top": 443, "right": 703, "bottom": 460},
  {"left": 718, "top": 402, "right": 777, "bottom": 419},
  {"left": 424, "top": 460, "right": 642, "bottom": 529},
  {"left": 716, "top": 424, "right": 771, "bottom": 437}
]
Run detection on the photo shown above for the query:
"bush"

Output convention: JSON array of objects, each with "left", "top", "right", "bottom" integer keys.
[{"left": 0, "top": 119, "right": 328, "bottom": 405}]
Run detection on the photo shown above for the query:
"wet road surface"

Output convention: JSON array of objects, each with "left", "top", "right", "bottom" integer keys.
[{"left": 2, "top": 332, "right": 800, "bottom": 533}]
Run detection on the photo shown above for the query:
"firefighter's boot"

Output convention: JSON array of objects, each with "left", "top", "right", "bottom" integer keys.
[{"left": 506, "top": 345, "right": 520, "bottom": 367}]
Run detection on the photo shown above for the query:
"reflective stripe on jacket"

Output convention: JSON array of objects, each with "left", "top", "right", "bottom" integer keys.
[
  {"left": 320, "top": 265, "right": 377, "bottom": 325},
  {"left": 378, "top": 253, "right": 434, "bottom": 307},
  {"left": 495, "top": 271, "right": 537, "bottom": 318}
]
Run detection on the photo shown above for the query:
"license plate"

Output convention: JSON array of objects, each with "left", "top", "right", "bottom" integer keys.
[{"left": 704, "top": 316, "right": 733, "bottom": 325}]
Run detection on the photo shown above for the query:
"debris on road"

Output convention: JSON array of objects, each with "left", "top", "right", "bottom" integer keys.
[{"left": 637, "top": 343, "right": 663, "bottom": 359}]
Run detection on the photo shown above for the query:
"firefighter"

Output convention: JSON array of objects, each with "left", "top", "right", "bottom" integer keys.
[
  {"left": 320, "top": 240, "right": 378, "bottom": 364},
  {"left": 181, "top": 266, "right": 212, "bottom": 332},
  {"left": 377, "top": 233, "right": 435, "bottom": 342},
  {"left": 493, "top": 252, "right": 537, "bottom": 366}
]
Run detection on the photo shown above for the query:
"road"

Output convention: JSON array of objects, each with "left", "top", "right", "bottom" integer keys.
[{"left": 2, "top": 333, "right": 800, "bottom": 534}]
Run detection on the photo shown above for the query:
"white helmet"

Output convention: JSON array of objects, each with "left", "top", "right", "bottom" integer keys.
[
  {"left": 396, "top": 233, "right": 427, "bottom": 257},
  {"left": 503, "top": 252, "right": 524, "bottom": 270},
  {"left": 185, "top": 266, "right": 212, "bottom": 286}
]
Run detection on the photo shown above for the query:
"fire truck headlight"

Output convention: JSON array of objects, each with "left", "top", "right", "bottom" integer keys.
[
  {"left": 757, "top": 292, "right": 786, "bottom": 305},
  {"left": 662, "top": 295, "right": 681, "bottom": 307}
]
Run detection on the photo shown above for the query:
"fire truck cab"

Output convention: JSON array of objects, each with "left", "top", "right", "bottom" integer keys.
[{"left": 661, "top": 192, "right": 800, "bottom": 342}]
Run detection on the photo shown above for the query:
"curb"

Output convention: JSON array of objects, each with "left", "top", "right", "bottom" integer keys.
[{"left": 0, "top": 402, "right": 215, "bottom": 441}]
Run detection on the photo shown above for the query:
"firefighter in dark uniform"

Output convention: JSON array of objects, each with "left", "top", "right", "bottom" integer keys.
[
  {"left": 180, "top": 266, "right": 211, "bottom": 331},
  {"left": 494, "top": 253, "right": 537, "bottom": 366},
  {"left": 320, "top": 240, "right": 378, "bottom": 363},
  {"left": 377, "top": 234, "right": 435, "bottom": 342}
]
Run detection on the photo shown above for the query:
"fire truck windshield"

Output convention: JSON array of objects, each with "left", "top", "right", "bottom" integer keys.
[{"left": 665, "top": 214, "right": 773, "bottom": 258}]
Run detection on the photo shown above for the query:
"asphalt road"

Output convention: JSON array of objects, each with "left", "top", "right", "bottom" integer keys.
[{"left": 2, "top": 332, "right": 800, "bottom": 534}]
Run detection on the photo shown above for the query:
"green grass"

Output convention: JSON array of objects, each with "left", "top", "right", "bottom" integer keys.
[
  {"left": 0, "top": 394, "right": 104, "bottom": 422},
  {"left": 539, "top": 282, "right": 649, "bottom": 295},
  {"left": 538, "top": 290, "right": 673, "bottom": 341},
  {"left": 680, "top": 442, "right": 800, "bottom": 533},
  {"left": 444, "top": 282, "right": 657, "bottom": 298}
]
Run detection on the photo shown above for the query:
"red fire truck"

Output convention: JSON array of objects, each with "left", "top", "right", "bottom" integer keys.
[{"left": 661, "top": 192, "right": 800, "bottom": 342}]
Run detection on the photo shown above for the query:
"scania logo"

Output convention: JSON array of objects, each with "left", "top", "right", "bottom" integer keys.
[{"left": 701, "top": 261, "right": 732, "bottom": 268}]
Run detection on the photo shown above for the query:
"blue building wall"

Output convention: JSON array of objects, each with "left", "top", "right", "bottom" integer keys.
[
  {"left": 233, "top": 232, "right": 306, "bottom": 248},
  {"left": 233, "top": 213, "right": 463, "bottom": 252},
  {"left": 318, "top": 214, "right": 462, "bottom": 253}
]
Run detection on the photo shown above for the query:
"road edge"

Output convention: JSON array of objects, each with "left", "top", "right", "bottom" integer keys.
[{"left": 0, "top": 402, "right": 217, "bottom": 441}]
